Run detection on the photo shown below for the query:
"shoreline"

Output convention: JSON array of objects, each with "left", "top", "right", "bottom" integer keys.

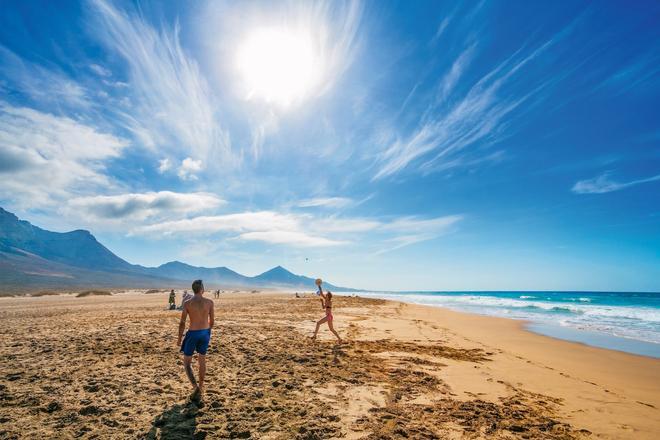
[
  {"left": 352, "top": 291, "right": 660, "bottom": 359},
  {"left": 371, "top": 299, "right": 659, "bottom": 438}
]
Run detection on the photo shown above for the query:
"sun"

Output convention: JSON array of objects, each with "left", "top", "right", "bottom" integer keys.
[{"left": 236, "top": 27, "right": 320, "bottom": 107}]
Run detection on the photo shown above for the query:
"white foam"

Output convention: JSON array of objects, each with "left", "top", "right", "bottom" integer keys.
[{"left": 358, "top": 292, "right": 660, "bottom": 344}]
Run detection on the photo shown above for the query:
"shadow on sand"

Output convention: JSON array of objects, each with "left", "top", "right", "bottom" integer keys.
[{"left": 145, "top": 399, "right": 205, "bottom": 440}]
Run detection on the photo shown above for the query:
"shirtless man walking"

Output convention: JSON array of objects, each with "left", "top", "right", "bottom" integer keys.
[{"left": 177, "top": 279, "right": 214, "bottom": 400}]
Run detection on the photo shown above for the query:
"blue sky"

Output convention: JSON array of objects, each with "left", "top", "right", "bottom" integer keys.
[{"left": 1, "top": 0, "right": 658, "bottom": 291}]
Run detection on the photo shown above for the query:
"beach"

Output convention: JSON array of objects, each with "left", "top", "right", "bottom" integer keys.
[{"left": 0, "top": 291, "right": 658, "bottom": 439}]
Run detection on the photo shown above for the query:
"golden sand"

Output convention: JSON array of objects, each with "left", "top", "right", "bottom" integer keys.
[{"left": 0, "top": 292, "right": 657, "bottom": 439}]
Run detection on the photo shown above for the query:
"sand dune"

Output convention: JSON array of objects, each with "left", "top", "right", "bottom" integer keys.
[{"left": 0, "top": 292, "right": 657, "bottom": 439}]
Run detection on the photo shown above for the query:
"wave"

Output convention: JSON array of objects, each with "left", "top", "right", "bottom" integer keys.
[
  {"left": 359, "top": 292, "right": 660, "bottom": 323},
  {"left": 358, "top": 291, "right": 660, "bottom": 346}
]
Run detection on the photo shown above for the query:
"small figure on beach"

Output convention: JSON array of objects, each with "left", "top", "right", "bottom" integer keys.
[
  {"left": 168, "top": 289, "right": 176, "bottom": 310},
  {"left": 312, "top": 279, "right": 342, "bottom": 343},
  {"left": 178, "top": 290, "right": 193, "bottom": 310},
  {"left": 177, "top": 280, "right": 214, "bottom": 401}
]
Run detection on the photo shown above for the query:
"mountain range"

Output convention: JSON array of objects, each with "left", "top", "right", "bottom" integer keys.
[{"left": 0, "top": 207, "right": 355, "bottom": 295}]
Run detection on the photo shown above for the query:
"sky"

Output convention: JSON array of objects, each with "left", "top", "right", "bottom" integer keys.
[{"left": 0, "top": 0, "right": 659, "bottom": 292}]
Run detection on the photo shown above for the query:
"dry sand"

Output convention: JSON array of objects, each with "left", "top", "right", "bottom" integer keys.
[{"left": 0, "top": 291, "right": 658, "bottom": 439}]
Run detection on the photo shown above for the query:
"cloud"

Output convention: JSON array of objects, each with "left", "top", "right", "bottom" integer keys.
[
  {"left": 381, "top": 215, "right": 463, "bottom": 233},
  {"left": 89, "top": 0, "right": 232, "bottom": 164},
  {"left": 309, "top": 217, "right": 381, "bottom": 233},
  {"left": 572, "top": 172, "right": 660, "bottom": 194},
  {"left": 68, "top": 191, "right": 224, "bottom": 221},
  {"left": 157, "top": 158, "right": 172, "bottom": 173},
  {"left": 0, "top": 102, "right": 127, "bottom": 206},
  {"left": 239, "top": 231, "right": 344, "bottom": 247},
  {"left": 132, "top": 209, "right": 462, "bottom": 252},
  {"left": 297, "top": 197, "right": 353, "bottom": 208},
  {"left": 429, "top": 17, "right": 451, "bottom": 46},
  {"left": 436, "top": 43, "right": 475, "bottom": 104},
  {"left": 373, "top": 215, "right": 463, "bottom": 255},
  {"left": 0, "top": 45, "right": 90, "bottom": 109},
  {"left": 177, "top": 157, "right": 203, "bottom": 181},
  {"left": 89, "top": 63, "right": 112, "bottom": 77},
  {"left": 373, "top": 34, "right": 560, "bottom": 180},
  {"left": 132, "top": 211, "right": 341, "bottom": 247},
  {"left": 134, "top": 211, "right": 301, "bottom": 236}
]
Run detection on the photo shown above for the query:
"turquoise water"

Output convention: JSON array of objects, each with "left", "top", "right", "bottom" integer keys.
[{"left": 356, "top": 291, "right": 660, "bottom": 358}]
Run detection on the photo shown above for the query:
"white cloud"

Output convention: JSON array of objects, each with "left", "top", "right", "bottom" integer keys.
[
  {"left": 177, "top": 157, "right": 203, "bottom": 181},
  {"left": 132, "top": 209, "right": 462, "bottom": 251},
  {"left": 89, "top": 0, "right": 232, "bottom": 164},
  {"left": 157, "top": 158, "right": 172, "bottom": 173},
  {"left": 68, "top": 191, "right": 224, "bottom": 221},
  {"left": 239, "top": 231, "right": 344, "bottom": 247},
  {"left": 306, "top": 217, "right": 380, "bottom": 234},
  {"left": 436, "top": 43, "right": 475, "bottom": 104},
  {"left": 382, "top": 215, "right": 463, "bottom": 233},
  {"left": 297, "top": 197, "right": 353, "bottom": 208},
  {"left": 0, "top": 102, "right": 127, "bottom": 206},
  {"left": 429, "top": 17, "right": 451, "bottom": 46},
  {"left": 0, "top": 45, "right": 90, "bottom": 109},
  {"left": 572, "top": 172, "right": 660, "bottom": 194},
  {"left": 89, "top": 63, "right": 112, "bottom": 77}
]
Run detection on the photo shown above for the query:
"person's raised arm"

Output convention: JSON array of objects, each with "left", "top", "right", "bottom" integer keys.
[
  {"left": 177, "top": 305, "right": 188, "bottom": 346},
  {"left": 318, "top": 285, "right": 326, "bottom": 307},
  {"left": 208, "top": 300, "right": 215, "bottom": 329}
]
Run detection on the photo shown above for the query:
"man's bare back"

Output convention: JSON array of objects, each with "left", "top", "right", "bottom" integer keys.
[{"left": 184, "top": 296, "right": 214, "bottom": 330}]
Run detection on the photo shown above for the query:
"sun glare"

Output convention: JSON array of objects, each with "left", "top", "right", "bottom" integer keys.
[{"left": 236, "top": 27, "right": 320, "bottom": 107}]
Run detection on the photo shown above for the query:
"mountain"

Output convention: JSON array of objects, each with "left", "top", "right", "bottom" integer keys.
[
  {"left": 251, "top": 265, "right": 348, "bottom": 291},
  {"left": 0, "top": 208, "right": 132, "bottom": 272},
  {"left": 146, "top": 261, "right": 250, "bottom": 285},
  {"left": 0, "top": 207, "right": 356, "bottom": 294}
]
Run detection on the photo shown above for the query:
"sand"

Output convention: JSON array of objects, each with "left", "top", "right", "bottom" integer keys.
[{"left": 0, "top": 292, "right": 658, "bottom": 439}]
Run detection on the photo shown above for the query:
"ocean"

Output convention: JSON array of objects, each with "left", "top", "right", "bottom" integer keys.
[{"left": 356, "top": 291, "right": 660, "bottom": 358}]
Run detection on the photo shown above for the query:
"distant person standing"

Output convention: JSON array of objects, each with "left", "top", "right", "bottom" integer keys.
[
  {"left": 168, "top": 289, "right": 176, "bottom": 310},
  {"left": 177, "top": 280, "right": 214, "bottom": 401}
]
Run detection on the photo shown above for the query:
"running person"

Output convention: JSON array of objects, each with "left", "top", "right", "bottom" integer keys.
[
  {"left": 311, "top": 280, "right": 342, "bottom": 343},
  {"left": 177, "top": 279, "right": 214, "bottom": 400}
]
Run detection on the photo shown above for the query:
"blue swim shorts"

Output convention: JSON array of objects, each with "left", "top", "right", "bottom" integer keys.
[{"left": 180, "top": 328, "right": 211, "bottom": 356}]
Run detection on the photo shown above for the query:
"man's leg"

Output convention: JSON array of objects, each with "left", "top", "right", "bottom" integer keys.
[
  {"left": 183, "top": 355, "right": 197, "bottom": 389},
  {"left": 198, "top": 355, "right": 206, "bottom": 394}
]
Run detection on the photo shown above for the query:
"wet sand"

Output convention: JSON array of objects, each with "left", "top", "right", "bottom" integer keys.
[{"left": 0, "top": 292, "right": 657, "bottom": 439}]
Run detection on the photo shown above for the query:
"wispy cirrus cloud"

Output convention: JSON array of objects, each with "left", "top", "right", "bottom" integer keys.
[
  {"left": 0, "top": 102, "right": 127, "bottom": 206},
  {"left": 0, "top": 46, "right": 90, "bottom": 109},
  {"left": 572, "top": 172, "right": 660, "bottom": 194},
  {"left": 67, "top": 191, "right": 225, "bottom": 221},
  {"left": 239, "top": 231, "right": 344, "bottom": 247},
  {"left": 297, "top": 197, "right": 353, "bottom": 208},
  {"left": 132, "top": 211, "right": 342, "bottom": 248},
  {"left": 88, "top": 0, "right": 232, "bottom": 170},
  {"left": 374, "top": 32, "right": 562, "bottom": 180},
  {"left": 132, "top": 209, "right": 462, "bottom": 251}
]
